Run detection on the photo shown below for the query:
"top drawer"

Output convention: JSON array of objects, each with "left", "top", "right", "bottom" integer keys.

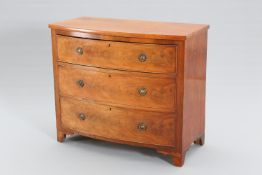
[{"left": 57, "top": 36, "right": 177, "bottom": 73}]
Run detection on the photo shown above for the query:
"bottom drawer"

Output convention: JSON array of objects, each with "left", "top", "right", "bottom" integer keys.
[{"left": 60, "top": 97, "right": 175, "bottom": 147}]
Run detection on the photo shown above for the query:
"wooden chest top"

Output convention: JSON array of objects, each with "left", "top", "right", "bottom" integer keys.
[{"left": 49, "top": 16, "right": 209, "bottom": 40}]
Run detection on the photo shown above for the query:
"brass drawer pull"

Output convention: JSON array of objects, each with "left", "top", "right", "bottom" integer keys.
[
  {"left": 137, "top": 122, "right": 147, "bottom": 131},
  {"left": 79, "top": 113, "right": 86, "bottom": 120},
  {"left": 138, "top": 87, "right": 147, "bottom": 96},
  {"left": 138, "top": 53, "right": 147, "bottom": 62},
  {"left": 76, "top": 47, "right": 83, "bottom": 55},
  {"left": 77, "top": 80, "right": 85, "bottom": 87}
]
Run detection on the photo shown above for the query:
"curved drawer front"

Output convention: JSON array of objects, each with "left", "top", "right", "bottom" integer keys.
[
  {"left": 61, "top": 97, "right": 175, "bottom": 146},
  {"left": 57, "top": 35, "right": 177, "bottom": 73},
  {"left": 58, "top": 64, "right": 176, "bottom": 112}
]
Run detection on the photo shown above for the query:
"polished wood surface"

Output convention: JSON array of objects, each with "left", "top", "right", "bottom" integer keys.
[
  {"left": 51, "top": 30, "right": 65, "bottom": 143},
  {"left": 58, "top": 63, "right": 176, "bottom": 112},
  {"left": 49, "top": 16, "right": 209, "bottom": 167},
  {"left": 182, "top": 29, "right": 208, "bottom": 151},
  {"left": 61, "top": 97, "right": 175, "bottom": 146},
  {"left": 49, "top": 16, "right": 209, "bottom": 40},
  {"left": 56, "top": 29, "right": 181, "bottom": 45},
  {"left": 57, "top": 35, "right": 177, "bottom": 73}
]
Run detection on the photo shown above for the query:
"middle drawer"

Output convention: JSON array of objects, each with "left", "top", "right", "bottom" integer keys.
[{"left": 58, "top": 63, "right": 176, "bottom": 112}]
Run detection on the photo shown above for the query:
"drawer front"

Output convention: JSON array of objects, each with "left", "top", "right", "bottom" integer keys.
[
  {"left": 58, "top": 64, "right": 176, "bottom": 112},
  {"left": 61, "top": 97, "right": 175, "bottom": 146},
  {"left": 57, "top": 36, "right": 177, "bottom": 73}
]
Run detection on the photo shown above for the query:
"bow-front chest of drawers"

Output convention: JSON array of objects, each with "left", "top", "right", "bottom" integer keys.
[{"left": 49, "top": 17, "right": 209, "bottom": 167}]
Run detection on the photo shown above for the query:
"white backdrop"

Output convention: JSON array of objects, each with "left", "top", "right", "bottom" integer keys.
[{"left": 0, "top": 0, "right": 262, "bottom": 174}]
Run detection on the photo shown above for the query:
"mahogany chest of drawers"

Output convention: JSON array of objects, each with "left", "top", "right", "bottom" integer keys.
[{"left": 49, "top": 17, "right": 209, "bottom": 167}]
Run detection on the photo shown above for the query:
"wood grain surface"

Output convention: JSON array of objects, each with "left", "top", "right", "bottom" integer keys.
[
  {"left": 58, "top": 63, "right": 176, "bottom": 112},
  {"left": 60, "top": 97, "right": 175, "bottom": 146},
  {"left": 182, "top": 29, "right": 207, "bottom": 151},
  {"left": 57, "top": 35, "right": 177, "bottom": 73},
  {"left": 49, "top": 16, "right": 209, "bottom": 40}
]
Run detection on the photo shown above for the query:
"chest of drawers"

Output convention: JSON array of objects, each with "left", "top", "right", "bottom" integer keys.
[{"left": 49, "top": 17, "right": 209, "bottom": 167}]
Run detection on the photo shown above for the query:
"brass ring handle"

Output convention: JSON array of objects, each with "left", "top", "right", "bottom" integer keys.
[
  {"left": 76, "top": 47, "right": 83, "bottom": 55},
  {"left": 79, "top": 113, "right": 86, "bottom": 120},
  {"left": 138, "top": 53, "right": 147, "bottom": 62},
  {"left": 137, "top": 122, "right": 147, "bottom": 131},
  {"left": 138, "top": 87, "right": 147, "bottom": 96},
  {"left": 77, "top": 80, "right": 85, "bottom": 88}
]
